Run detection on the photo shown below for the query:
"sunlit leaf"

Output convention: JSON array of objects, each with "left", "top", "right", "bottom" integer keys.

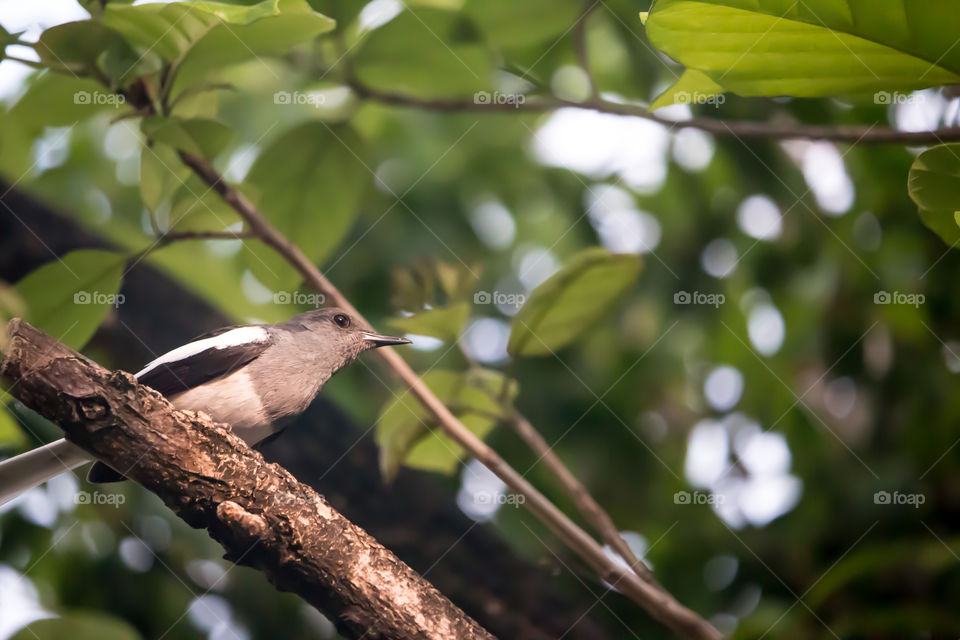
[
  {"left": 650, "top": 68, "right": 724, "bottom": 110},
  {"left": 645, "top": 0, "right": 960, "bottom": 98},
  {"left": 14, "top": 250, "right": 126, "bottom": 350},
  {"left": 508, "top": 248, "right": 642, "bottom": 357},
  {"left": 908, "top": 143, "right": 960, "bottom": 246}
]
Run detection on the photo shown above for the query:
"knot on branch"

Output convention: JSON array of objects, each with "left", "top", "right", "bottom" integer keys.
[{"left": 217, "top": 500, "right": 271, "bottom": 544}]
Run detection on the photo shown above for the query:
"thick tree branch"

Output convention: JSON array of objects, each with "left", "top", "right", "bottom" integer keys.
[
  {"left": 350, "top": 83, "right": 960, "bottom": 145},
  {"left": 178, "top": 151, "right": 723, "bottom": 640},
  {"left": 0, "top": 319, "right": 494, "bottom": 640}
]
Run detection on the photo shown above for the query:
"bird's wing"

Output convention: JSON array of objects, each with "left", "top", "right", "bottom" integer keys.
[{"left": 135, "top": 325, "right": 273, "bottom": 397}]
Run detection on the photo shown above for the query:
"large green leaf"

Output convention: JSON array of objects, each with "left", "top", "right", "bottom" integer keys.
[
  {"left": 103, "top": 0, "right": 335, "bottom": 99},
  {"left": 242, "top": 122, "right": 367, "bottom": 291},
  {"left": 353, "top": 8, "right": 493, "bottom": 99},
  {"left": 35, "top": 20, "right": 145, "bottom": 85},
  {"left": 14, "top": 250, "right": 126, "bottom": 350},
  {"left": 387, "top": 303, "right": 470, "bottom": 341},
  {"left": 8, "top": 73, "right": 119, "bottom": 129},
  {"left": 508, "top": 248, "right": 642, "bottom": 357},
  {"left": 645, "top": 0, "right": 960, "bottom": 103},
  {"left": 908, "top": 143, "right": 960, "bottom": 246},
  {"left": 142, "top": 116, "right": 234, "bottom": 159},
  {"left": 375, "top": 369, "right": 515, "bottom": 481}
]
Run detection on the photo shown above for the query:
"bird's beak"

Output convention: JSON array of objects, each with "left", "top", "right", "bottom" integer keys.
[{"left": 361, "top": 331, "right": 412, "bottom": 347}]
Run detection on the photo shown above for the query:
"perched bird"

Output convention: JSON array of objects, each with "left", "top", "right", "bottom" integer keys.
[{"left": 0, "top": 307, "right": 410, "bottom": 505}]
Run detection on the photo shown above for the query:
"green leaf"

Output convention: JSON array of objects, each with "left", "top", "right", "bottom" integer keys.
[
  {"left": 463, "top": 0, "right": 582, "bottom": 49},
  {"left": 650, "top": 69, "right": 724, "bottom": 110},
  {"left": 353, "top": 8, "right": 493, "bottom": 99},
  {"left": 242, "top": 122, "right": 367, "bottom": 291},
  {"left": 142, "top": 116, "right": 233, "bottom": 159},
  {"left": 508, "top": 248, "right": 642, "bottom": 357},
  {"left": 104, "top": 0, "right": 335, "bottom": 99},
  {"left": 9, "top": 73, "right": 120, "bottom": 128},
  {"left": 12, "top": 613, "right": 142, "bottom": 640},
  {"left": 0, "top": 401, "right": 26, "bottom": 449},
  {"left": 14, "top": 250, "right": 126, "bottom": 350},
  {"left": 375, "top": 369, "right": 514, "bottom": 482},
  {"left": 908, "top": 143, "right": 960, "bottom": 246},
  {"left": 645, "top": 0, "right": 960, "bottom": 98},
  {"left": 35, "top": 21, "right": 138, "bottom": 83},
  {"left": 387, "top": 303, "right": 470, "bottom": 341}
]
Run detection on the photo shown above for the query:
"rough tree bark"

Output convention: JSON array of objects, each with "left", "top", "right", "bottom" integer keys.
[{"left": 0, "top": 319, "right": 495, "bottom": 640}]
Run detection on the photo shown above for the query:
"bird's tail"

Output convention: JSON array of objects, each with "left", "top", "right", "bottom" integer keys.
[{"left": 0, "top": 439, "right": 92, "bottom": 506}]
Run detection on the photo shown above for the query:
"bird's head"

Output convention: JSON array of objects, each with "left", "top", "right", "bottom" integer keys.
[{"left": 288, "top": 307, "right": 410, "bottom": 369}]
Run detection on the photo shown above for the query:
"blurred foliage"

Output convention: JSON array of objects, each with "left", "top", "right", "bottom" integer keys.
[{"left": 1, "top": 0, "right": 959, "bottom": 638}]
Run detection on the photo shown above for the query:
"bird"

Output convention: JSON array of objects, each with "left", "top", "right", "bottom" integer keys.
[{"left": 0, "top": 307, "right": 410, "bottom": 505}]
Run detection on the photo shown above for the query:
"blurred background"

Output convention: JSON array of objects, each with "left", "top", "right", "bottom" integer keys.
[{"left": 1, "top": 0, "right": 959, "bottom": 638}]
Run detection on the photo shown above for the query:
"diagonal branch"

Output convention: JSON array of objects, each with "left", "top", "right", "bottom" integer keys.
[
  {"left": 0, "top": 319, "right": 495, "bottom": 640},
  {"left": 177, "top": 151, "right": 723, "bottom": 640}
]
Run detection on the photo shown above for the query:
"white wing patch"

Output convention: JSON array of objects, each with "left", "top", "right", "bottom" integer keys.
[{"left": 135, "top": 326, "right": 270, "bottom": 379}]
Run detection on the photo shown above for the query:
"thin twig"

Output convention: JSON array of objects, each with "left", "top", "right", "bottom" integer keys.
[
  {"left": 575, "top": 1, "right": 601, "bottom": 99},
  {"left": 509, "top": 411, "right": 659, "bottom": 585},
  {"left": 350, "top": 82, "right": 960, "bottom": 145},
  {"left": 177, "top": 150, "right": 723, "bottom": 640}
]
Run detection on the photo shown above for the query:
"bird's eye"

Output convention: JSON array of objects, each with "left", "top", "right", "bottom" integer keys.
[{"left": 333, "top": 313, "right": 351, "bottom": 328}]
